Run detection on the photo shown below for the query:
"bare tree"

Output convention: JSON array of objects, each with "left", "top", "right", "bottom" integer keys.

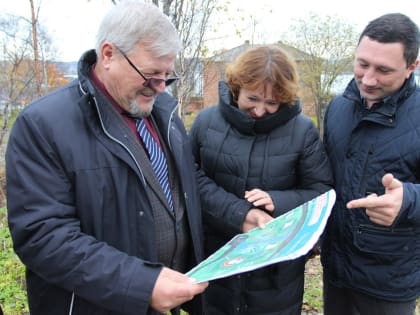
[
  {"left": 284, "top": 13, "right": 358, "bottom": 133},
  {"left": 30, "top": 0, "right": 42, "bottom": 97},
  {"left": 0, "top": 14, "right": 35, "bottom": 147},
  {"left": 0, "top": 11, "right": 59, "bottom": 150}
]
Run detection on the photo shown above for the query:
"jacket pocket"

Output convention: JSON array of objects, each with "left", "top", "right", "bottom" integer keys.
[{"left": 354, "top": 224, "right": 414, "bottom": 256}]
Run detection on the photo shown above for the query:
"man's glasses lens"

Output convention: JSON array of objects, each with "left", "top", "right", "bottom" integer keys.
[
  {"left": 147, "top": 77, "right": 177, "bottom": 88},
  {"left": 116, "top": 46, "right": 178, "bottom": 89}
]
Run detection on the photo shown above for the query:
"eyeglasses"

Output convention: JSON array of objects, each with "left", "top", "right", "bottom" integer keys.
[{"left": 116, "top": 47, "right": 178, "bottom": 89}]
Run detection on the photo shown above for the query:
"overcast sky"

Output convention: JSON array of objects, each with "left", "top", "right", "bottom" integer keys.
[{"left": 1, "top": 0, "right": 419, "bottom": 61}]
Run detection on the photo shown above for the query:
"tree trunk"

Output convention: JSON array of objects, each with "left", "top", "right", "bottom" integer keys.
[{"left": 29, "top": 0, "right": 42, "bottom": 97}]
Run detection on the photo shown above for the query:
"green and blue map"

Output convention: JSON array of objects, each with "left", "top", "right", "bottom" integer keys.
[{"left": 187, "top": 189, "right": 336, "bottom": 283}]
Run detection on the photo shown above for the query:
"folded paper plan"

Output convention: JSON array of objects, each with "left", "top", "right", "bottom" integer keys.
[{"left": 187, "top": 189, "right": 336, "bottom": 283}]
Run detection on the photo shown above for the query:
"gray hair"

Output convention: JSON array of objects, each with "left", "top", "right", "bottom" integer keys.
[{"left": 95, "top": 0, "right": 181, "bottom": 57}]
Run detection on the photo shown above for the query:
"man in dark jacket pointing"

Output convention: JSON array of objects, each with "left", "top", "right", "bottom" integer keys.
[
  {"left": 321, "top": 13, "right": 420, "bottom": 315},
  {"left": 5, "top": 2, "right": 207, "bottom": 315}
]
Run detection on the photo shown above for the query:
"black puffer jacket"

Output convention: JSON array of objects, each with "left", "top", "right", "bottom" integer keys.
[
  {"left": 321, "top": 75, "right": 420, "bottom": 302},
  {"left": 189, "top": 81, "right": 333, "bottom": 314}
]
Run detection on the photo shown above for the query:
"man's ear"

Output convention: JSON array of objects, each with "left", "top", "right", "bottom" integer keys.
[
  {"left": 406, "top": 58, "right": 419, "bottom": 78},
  {"left": 100, "top": 42, "right": 116, "bottom": 69}
]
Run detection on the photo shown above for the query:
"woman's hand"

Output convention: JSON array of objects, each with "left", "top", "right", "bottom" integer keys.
[
  {"left": 245, "top": 189, "right": 275, "bottom": 212},
  {"left": 242, "top": 208, "right": 273, "bottom": 232}
]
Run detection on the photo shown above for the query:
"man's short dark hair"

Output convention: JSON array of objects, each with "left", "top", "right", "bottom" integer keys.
[{"left": 359, "top": 13, "right": 420, "bottom": 66}]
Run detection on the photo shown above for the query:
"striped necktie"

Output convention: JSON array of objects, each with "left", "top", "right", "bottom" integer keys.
[{"left": 136, "top": 118, "right": 174, "bottom": 212}]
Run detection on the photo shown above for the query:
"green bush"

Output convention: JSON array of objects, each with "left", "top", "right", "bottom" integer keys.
[
  {"left": 182, "top": 112, "right": 198, "bottom": 132},
  {"left": 0, "top": 207, "right": 28, "bottom": 315},
  {"left": 310, "top": 115, "right": 318, "bottom": 128}
]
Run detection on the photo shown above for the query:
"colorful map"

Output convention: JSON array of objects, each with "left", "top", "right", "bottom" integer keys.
[{"left": 186, "top": 189, "right": 336, "bottom": 283}]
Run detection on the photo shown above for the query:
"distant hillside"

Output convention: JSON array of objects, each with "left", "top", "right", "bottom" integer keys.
[{"left": 53, "top": 61, "right": 78, "bottom": 80}]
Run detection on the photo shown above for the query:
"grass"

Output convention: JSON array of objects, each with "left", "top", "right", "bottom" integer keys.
[
  {"left": 303, "top": 256, "right": 420, "bottom": 315},
  {"left": 303, "top": 257, "right": 324, "bottom": 313},
  {"left": 0, "top": 208, "right": 29, "bottom": 315}
]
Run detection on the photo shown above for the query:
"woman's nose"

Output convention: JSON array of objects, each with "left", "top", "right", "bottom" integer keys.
[{"left": 254, "top": 106, "right": 266, "bottom": 117}]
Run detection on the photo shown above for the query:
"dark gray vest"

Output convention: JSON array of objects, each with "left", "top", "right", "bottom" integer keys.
[{"left": 130, "top": 116, "right": 190, "bottom": 272}]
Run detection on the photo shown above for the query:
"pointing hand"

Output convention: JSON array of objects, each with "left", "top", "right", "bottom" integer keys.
[{"left": 347, "top": 173, "right": 403, "bottom": 226}]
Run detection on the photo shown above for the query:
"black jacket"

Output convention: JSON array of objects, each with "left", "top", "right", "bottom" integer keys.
[
  {"left": 321, "top": 75, "right": 420, "bottom": 301},
  {"left": 6, "top": 50, "right": 204, "bottom": 315},
  {"left": 189, "top": 81, "right": 333, "bottom": 314}
]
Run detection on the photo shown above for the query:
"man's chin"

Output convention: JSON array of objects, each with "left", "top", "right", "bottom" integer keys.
[
  {"left": 135, "top": 108, "right": 153, "bottom": 118},
  {"left": 129, "top": 100, "right": 154, "bottom": 118},
  {"left": 360, "top": 90, "right": 382, "bottom": 101}
]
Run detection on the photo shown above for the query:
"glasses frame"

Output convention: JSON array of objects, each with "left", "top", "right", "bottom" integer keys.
[{"left": 116, "top": 47, "right": 179, "bottom": 88}]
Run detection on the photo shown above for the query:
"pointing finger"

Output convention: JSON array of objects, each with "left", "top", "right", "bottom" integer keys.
[{"left": 347, "top": 193, "right": 378, "bottom": 209}]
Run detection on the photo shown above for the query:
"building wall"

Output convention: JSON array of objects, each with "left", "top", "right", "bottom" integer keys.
[
  {"left": 203, "top": 61, "right": 226, "bottom": 107},
  {"left": 298, "top": 87, "right": 316, "bottom": 117}
]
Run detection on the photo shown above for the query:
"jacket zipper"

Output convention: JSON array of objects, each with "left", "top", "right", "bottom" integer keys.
[{"left": 358, "top": 223, "right": 415, "bottom": 235}]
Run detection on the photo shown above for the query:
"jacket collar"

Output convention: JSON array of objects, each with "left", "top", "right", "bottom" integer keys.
[
  {"left": 218, "top": 81, "right": 301, "bottom": 135},
  {"left": 343, "top": 74, "right": 417, "bottom": 124}
]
